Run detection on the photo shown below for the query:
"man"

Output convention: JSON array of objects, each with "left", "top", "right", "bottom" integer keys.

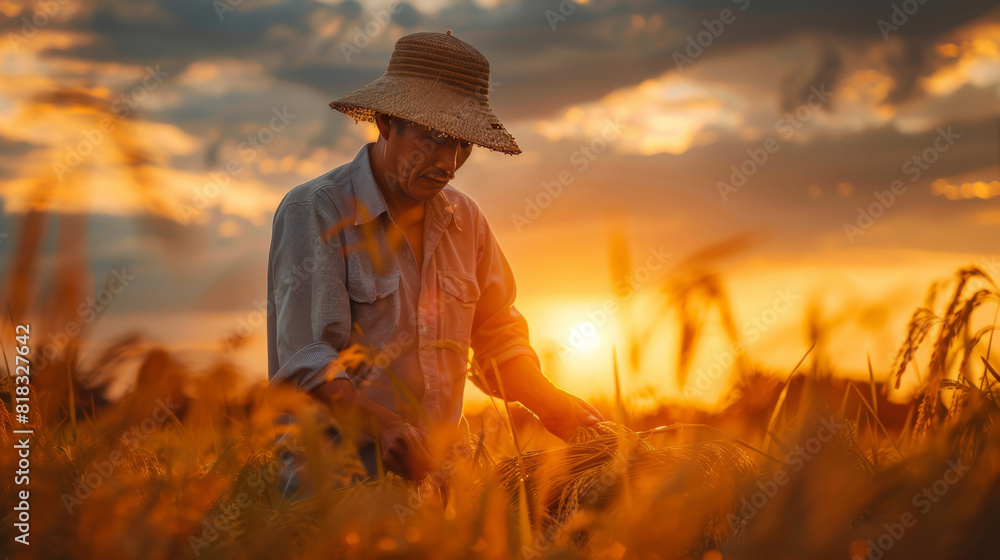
[{"left": 266, "top": 31, "right": 601, "bottom": 486}]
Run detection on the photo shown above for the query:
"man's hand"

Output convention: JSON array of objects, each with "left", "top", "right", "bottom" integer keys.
[
  {"left": 312, "top": 378, "right": 437, "bottom": 480},
  {"left": 380, "top": 422, "right": 436, "bottom": 481},
  {"left": 493, "top": 354, "right": 604, "bottom": 442},
  {"left": 532, "top": 386, "right": 604, "bottom": 442}
]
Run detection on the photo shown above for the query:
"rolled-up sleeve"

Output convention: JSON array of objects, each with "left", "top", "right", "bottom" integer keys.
[
  {"left": 267, "top": 194, "right": 352, "bottom": 392},
  {"left": 469, "top": 210, "right": 541, "bottom": 381}
]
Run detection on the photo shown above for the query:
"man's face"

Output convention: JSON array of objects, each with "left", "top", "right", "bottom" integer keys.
[{"left": 380, "top": 117, "right": 474, "bottom": 202}]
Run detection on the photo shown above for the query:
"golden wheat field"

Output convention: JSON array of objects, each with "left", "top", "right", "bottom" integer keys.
[
  {"left": 4, "top": 2, "right": 1000, "bottom": 558},
  {"left": 2, "top": 202, "right": 999, "bottom": 560}
]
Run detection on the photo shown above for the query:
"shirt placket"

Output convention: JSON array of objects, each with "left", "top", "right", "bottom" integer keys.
[{"left": 416, "top": 200, "right": 452, "bottom": 420}]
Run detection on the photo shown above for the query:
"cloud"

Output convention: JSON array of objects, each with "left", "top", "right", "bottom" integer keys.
[
  {"left": 7, "top": 0, "right": 994, "bottom": 120},
  {"left": 5, "top": 0, "right": 996, "bottom": 177},
  {"left": 2, "top": 0, "right": 999, "bottom": 258},
  {"left": 533, "top": 75, "right": 744, "bottom": 156},
  {"left": 533, "top": 16, "right": 1000, "bottom": 157},
  {"left": 0, "top": 134, "right": 42, "bottom": 177}
]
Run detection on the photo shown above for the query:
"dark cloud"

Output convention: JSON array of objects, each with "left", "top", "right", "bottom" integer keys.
[
  {"left": 0, "top": 135, "right": 43, "bottom": 178},
  {"left": 5, "top": 0, "right": 999, "bottom": 207},
  {"left": 407, "top": 0, "right": 1000, "bottom": 119},
  {"left": 0, "top": 135, "right": 40, "bottom": 156},
  {"left": 780, "top": 48, "right": 842, "bottom": 112},
  {"left": 474, "top": 110, "right": 1000, "bottom": 258},
  {"left": 8, "top": 0, "right": 327, "bottom": 74},
  {"left": 12, "top": 0, "right": 997, "bottom": 123},
  {"left": 337, "top": 0, "right": 363, "bottom": 20}
]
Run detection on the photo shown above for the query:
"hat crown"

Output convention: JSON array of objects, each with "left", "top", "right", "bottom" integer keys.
[
  {"left": 328, "top": 30, "right": 520, "bottom": 154},
  {"left": 385, "top": 32, "right": 491, "bottom": 102}
]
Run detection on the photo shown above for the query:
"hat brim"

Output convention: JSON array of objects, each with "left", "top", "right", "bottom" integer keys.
[{"left": 329, "top": 74, "right": 521, "bottom": 155}]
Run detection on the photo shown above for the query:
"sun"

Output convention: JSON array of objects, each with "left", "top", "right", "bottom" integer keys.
[{"left": 568, "top": 321, "right": 601, "bottom": 353}]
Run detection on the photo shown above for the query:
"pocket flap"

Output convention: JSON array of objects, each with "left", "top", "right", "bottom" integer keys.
[
  {"left": 347, "top": 274, "right": 400, "bottom": 304},
  {"left": 438, "top": 272, "right": 480, "bottom": 303}
]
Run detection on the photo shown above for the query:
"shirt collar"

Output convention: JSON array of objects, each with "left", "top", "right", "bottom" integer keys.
[
  {"left": 349, "top": 143, "right": 389, "bottom": 226},
  {"left": 429, "top": 186, "right": 463, "bottom": 232},
  {"left": 350, "top": 142, "right": 462, "bottom": 232}
]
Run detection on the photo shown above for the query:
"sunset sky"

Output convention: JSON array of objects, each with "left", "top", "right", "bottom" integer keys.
[{"left": 1, "top": 0, "right": 998, "bottom": 408}]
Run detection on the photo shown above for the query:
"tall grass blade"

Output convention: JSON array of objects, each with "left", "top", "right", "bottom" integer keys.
[
  {"left": 646, "top": 423, "right": 787, "bottom": 466},
  {"left": 846, "top": 383, "right": 901, "bottom": 456},
  {"left": 488, "top": 358, "right": 532, "bottom": 546},
  {"left": 611, "top": 348, "right": 633, "bottom": 515},
  {"left": 764, "top": 342, "right": 815, "bottom": 451},
  {"left": 67, "top": 346, "right": 77, "bottom": 446},
  {"left": 867, "top": 353, "right": 878, "bottom": 417}
]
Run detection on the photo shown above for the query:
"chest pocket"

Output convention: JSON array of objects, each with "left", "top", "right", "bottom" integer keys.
[
  {"left": 436, "top": 271, "right": 480, "bottom": 348},
  {"left": 346, "top": 271, "right": 400, "bottom": 345},
  {"left": 343, "top": 217, "right": 401, "bottom": 337}
]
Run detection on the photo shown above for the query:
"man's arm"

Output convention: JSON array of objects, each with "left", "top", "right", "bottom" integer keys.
[
  {"left": 268, "top": 194, "right": 434, "bottom": 479},
  {"left": 469, "top": 209, "right": 603, "bottom": 440},
  {"left": 493, "top": 355, "right": 603, "bottom": 441},
  {"left": 268, "top": 195, "right": 352, "bottom": 390}
]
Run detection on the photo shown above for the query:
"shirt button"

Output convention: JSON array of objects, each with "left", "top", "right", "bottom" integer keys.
[{"left": 418, "top": 322, "right": 427, "bottom": 334}]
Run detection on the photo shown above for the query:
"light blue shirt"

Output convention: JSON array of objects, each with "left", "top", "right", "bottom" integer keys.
[{"left": 266, "top": 143, "right": 540, "bottom": 426}]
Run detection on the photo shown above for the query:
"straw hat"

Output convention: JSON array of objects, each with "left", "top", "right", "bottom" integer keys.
[{"left": 329, "top": 30, "right": 520, "bottom": 155}]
